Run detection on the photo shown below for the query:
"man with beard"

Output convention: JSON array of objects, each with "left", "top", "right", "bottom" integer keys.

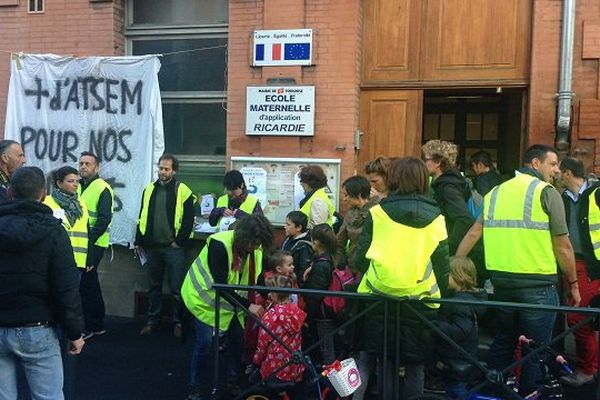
[{"left": 136, "top": 154, "right": 194, "bottom": 339}]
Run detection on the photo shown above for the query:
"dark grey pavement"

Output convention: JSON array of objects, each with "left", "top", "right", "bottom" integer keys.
[
  {"left": 70, "top": 317, "right": 193, "bottom": 400},
  {"left": 14, "top": 315, "right": 599, "bottom": 399}
]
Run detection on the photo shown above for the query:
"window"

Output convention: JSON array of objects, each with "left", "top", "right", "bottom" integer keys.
[
  {"left": 28, "top": 0, "right": 43, "bottom": 13},
  {"left": 126, "top": 0, "right": 228, "bottom": 193},
  {"left": 132, "top": 0, "right": 228, "bottom": 26}
]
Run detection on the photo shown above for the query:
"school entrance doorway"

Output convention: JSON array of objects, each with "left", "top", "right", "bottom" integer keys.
[{"left": 422, "top": 89, "right": 525, "bottom": 177}]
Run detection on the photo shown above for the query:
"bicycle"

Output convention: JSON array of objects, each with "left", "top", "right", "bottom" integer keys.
[
  {"left": 241, "top": 356, "right": 348, "bottom": 400},
  {"left": 418, "top": 335, "right": 574, "bottom": 400}
]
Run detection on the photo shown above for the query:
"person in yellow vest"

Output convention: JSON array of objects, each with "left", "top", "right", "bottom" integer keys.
[
  {"left": 457, "top": 144, "right": 581, "bottom": 396},
  {"left": 44, "top": 166, "right": 88, "bottom": 271},
  {"left": 78, "top": 151, "right": 113, "bottom": 340},
  {"left": 558, "top": 157, "right": 600, "bottom": 386},
  {"left": 209, "top": 170, "right": 263, "bottom": 232},
  {"left": 181, "top": 214, "right": 274, "bottom": 400},
  {"left": 298, "top": 165, "right": 335, "bottom": 229},
  {"left": 136, "top": 154, "right": 195, "bottom": 339},
  {"left": 353, "top": 157, "right": 449, "bottom": 399}
]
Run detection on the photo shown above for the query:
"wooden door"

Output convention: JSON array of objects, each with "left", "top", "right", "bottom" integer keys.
[{"left": 358, "top": 90, "right": 423, "bottom": 169}]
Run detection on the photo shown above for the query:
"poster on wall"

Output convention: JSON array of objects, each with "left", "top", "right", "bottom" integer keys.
[
  {"left": 232, "top": 157, "right": 340, "bottom": 226},
  {"left": 253, "top": 29, "right": 313, "bottom": 66},
  {"left": 246, "top": 86, "right": 315, "bottom": 136},
  {"left": 4, "top": 53, "right": 164, "bottom": 246}
]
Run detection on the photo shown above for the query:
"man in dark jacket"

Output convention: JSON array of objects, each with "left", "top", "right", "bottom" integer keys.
[
  {"left": 469, "top": 150, "right": 503, "bottom": 196},
  {"left": 0, "top": 139, "right": 26, "bottom": 204},
  {"left": 558, "top": 157, "right": 600, "bottom": 386},
  {"left": 0, "top": 166, "right": 84, "bottom": 399},
  {"left": 136, "top": 154, "right": 195, "bottom": 338}
]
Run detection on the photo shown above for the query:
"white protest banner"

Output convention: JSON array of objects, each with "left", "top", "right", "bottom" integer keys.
[
  {"left": 4, "top": 53, "right": 164, "bottom": 246},
  {"left": 246, "top": 86, "right": 315, "bottom": 136}
]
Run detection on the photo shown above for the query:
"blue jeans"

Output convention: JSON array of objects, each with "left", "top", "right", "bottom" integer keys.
[
  {"left": 487, "top": 285, "right": 559, "bottom": 395},
  {"left": 146, "top": 246, "right": 187, "bottom": 324},
  {"left": 189, "top": 318, "right": 243, "bottom": 397},
  {"left": 0, "top": 326, "right": 64, "bottom": 400}
]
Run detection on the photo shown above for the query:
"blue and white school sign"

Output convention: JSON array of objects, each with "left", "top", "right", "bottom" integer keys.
[
  {"left": 246, "top": 86, "right": 315, "bottom": 136},
  {"left": 253, "top": 29, "right": 313, "bottom": 67}
]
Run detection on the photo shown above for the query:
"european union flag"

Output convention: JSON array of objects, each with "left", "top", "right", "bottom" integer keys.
[
  {"left": 255, "top": 44, "right": 265, "bottom": 61},
  {"left": 284, "top": 43, "right": 310, "bottom": 61}
]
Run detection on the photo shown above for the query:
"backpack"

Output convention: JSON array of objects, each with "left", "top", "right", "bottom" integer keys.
[
  {"left": 467, "top": 189, "right": 484, "bottom": 219},
  {"left": 321, "top": 262, "right": 358, "bottom": 318},
  {"left": 465, "top": 179, "right": 484, "bottom": 219}
]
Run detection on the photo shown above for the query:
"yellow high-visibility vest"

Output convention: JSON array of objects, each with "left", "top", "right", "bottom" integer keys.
[
  {"left": 215, "top": 193, "right": 259, "bottom": 229},
  {"left": 357, "top": 204, "right": 446, "bottom": 308},
  {"left": 586, "top": 187, "right": 600, "bottom": 259},
  {"left": 44, "top": 195, "right": 89, "bottom": 269},
  {"left": 181, "top": 230, "right": 263, "bottom": 329},
  {"left": 299, "top": 187, "right": 334, "bottom": 227},
  {"left": 483, "top": 173, "right": 556, "bottom": 275},
  {"left": 78, "top": 179, "right": 113, "bottom": 248},
  {"left": 138, "top": 181, "right": 193, "bottom": 237}
]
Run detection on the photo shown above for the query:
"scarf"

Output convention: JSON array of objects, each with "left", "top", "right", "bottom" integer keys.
[{"left": 52, "top": 189, "right": 83, "bottom": 227}]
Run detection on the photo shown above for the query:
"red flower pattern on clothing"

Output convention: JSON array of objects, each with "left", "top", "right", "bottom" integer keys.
[{"left": 253, "top": 302, "right": 306, "bottom": 382}]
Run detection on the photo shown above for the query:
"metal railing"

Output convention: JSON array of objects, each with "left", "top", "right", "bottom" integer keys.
[{"left": 208, "top": 283, "right": 600, "bottom": 400}]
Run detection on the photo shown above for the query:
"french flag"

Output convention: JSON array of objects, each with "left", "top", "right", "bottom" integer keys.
[{"left": 255, "top": 43, "right": 283, "bottom": 61}]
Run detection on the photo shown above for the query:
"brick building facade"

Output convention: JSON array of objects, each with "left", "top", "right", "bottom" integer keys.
[{"left": 1, "top": 0, "right": 598, "bottom": 185}]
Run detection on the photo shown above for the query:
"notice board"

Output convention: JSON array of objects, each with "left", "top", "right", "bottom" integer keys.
[{"left": 230, "top": 157, "right": 341, "bottom": 226}]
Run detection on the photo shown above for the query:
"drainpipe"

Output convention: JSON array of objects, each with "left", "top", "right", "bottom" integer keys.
[{"left": 555, "top": 0, "right": 576, "bottom": 153}]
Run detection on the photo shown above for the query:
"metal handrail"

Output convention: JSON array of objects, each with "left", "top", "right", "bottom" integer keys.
[{"left": 209, "top": 283, "right": 600, "bottom": 400}]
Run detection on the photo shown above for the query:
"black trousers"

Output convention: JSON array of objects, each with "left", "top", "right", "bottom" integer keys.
[{"left": 80, "top": 245, "right": 106, "bottom": 331}]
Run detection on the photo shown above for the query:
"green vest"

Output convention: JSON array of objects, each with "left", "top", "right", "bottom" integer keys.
[
  {"left": 181, "top": 230, "right": 263, "bottom": 329},
  {"left": 299, "top": 187, "right": 335, "bottom": 227},
  {"left": 587, "top": 187, "right": 600, "bottom": 259},
  {"left": 138, "top": 180, "right": 193, "bottom": 237},
  {"left": 483, "top": 173, "right": 556, "bottom": 275},
  {"left": 78, "top": 178, "right": 113, "bottom": 248},
  {"left": 215, "top": 194, "right": 259, "bottom": 230},
  {"left": 44, "top": 195, "right": 89, "bottom": 269},
  {"left": 357, "top": 205, "right": 445, "bottom": 308}
]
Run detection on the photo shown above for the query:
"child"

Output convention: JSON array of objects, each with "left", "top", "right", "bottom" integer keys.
[
  {"left": 258, "top": 250, "right": 302, "bottom": 308},
  {"left": 253, "top": 274, "right": 306, "bottom": 385},
  {"left": 281, "top": 211, "right": 314, "bottom": 286},
  {"left": 303, "top": 223, "right": 338, "bottom": 364},
  {"left": 434, "top": 256, "right": 487, "bottom": 399},
  {"left": 244, "top": 250, "right": 299, "bottom": 366}
]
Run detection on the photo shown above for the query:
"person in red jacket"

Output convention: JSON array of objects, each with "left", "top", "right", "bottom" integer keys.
[{"left": 253, "top": 274, "right": 306, "bottom": 384}]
